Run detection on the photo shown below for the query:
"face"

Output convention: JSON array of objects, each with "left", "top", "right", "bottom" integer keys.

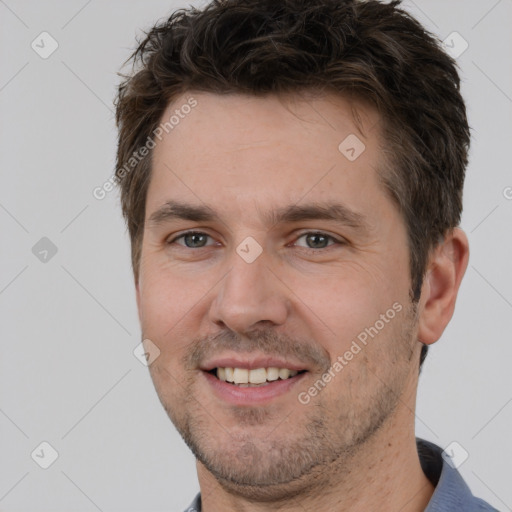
[{"left": 136, "top": 91, "right": 421, "bottom": 498}]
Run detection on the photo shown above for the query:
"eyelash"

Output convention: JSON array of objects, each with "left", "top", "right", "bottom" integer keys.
[{"left": 167, "top": 231, "right": 344, "bottom": 252}]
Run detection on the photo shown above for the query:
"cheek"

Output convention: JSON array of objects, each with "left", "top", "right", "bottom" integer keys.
[
  {"left": 138, "top": 261, "right": 204, "bottom": 348},
  {"left": 288, "top": 265, "right": 399, "bottom": 352}
]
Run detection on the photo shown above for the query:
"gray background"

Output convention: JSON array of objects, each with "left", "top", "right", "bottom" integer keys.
[{"left": 0, "top": 0, "right": 511, "bottom": 510}]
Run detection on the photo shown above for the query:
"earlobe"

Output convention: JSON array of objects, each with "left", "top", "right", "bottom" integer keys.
[{"left": 417, "top": 228, "right": 469, "bottom": 345}]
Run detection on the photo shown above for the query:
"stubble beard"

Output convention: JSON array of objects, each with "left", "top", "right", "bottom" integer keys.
[{"left": 150, "top": 300, "right": 419, "bottom": 501}]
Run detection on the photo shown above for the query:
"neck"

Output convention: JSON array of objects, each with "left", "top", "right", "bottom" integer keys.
[{"left": 197, "top": 381, "right": 434, "bottom": 512}]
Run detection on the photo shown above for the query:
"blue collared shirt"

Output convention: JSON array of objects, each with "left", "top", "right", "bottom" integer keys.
[
  {"left": 419, "top": 438, "right": 498, "bottom": 511},
  {"left": 183, "top": 438, "right": 498, "bottom": 511}
]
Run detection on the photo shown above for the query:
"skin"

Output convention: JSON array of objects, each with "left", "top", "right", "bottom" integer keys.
[{"left": 135, "top": 91, "right": 469, "bottom": 511}]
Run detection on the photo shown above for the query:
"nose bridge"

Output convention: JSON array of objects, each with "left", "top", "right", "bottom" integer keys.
[{"left": 209, "top": 244, "right": 288, "bottom": 332}]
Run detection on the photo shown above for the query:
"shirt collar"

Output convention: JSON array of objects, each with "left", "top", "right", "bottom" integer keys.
[{"left": 417, "top": 437, "right": 490, "bottom": 511}]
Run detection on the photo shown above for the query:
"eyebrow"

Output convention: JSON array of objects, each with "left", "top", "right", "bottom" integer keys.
[{"left": 148, "top": 200, "right": 371, "bottom": 234}]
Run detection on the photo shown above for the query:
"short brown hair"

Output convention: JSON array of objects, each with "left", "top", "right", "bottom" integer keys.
[{"left": 115, "top": 0, "right": 471, "bottom": 369}]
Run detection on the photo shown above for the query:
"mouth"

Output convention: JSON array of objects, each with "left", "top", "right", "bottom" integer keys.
[
  {"left": 208, "top": 366, "right": 307, "bottom": 387},
  {"left": 200, "top": 358, "right": 309, "bottom": 405}
]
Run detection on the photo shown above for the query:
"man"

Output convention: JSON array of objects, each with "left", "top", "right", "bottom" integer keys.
[{"left": 114, "top": 0, "right": 498, "bottom": 510}]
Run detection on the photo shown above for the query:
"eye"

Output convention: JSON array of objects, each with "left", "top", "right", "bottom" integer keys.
[
  {"left": 294, "top": 232, "right": 342, "bottom": 250},
  {"left": 167, "top": 230, "right": 343, "bottom": 251},
  {"left": 168, "top": 231, "right": 216, "bottom": 248}
]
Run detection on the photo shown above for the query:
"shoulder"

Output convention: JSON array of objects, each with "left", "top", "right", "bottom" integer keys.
[{"left": 417, "top": 438, "right": 499, "bottom": 512}]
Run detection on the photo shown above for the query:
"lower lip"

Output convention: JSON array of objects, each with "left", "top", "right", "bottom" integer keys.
[{"left": 202, "top": 371, "right": 307, "bottom": 405}]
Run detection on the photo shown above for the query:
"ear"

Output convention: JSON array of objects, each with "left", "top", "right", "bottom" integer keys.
[{"left": 417, "top": 228, "right": 469, "bottom": 345}]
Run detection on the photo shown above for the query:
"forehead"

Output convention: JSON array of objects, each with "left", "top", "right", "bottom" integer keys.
[
  {"left": 147, "top": 91, "right": 390, "bottom": 227},
  {"left": 154, "top": 90, "right": 381, "bottom": 155}
]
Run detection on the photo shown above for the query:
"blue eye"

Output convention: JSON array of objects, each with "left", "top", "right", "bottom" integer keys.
[
  {"left": 167, "top": 231, "right": 343, "bottom": 252},
  {"left": 170, "top": 232, "right": 214, "bottom": 248},
  {"left": 297, "top": 231, "right": 343, "bottom": 252},
  {"left": 294, "top": 232, "right": 339, "bottom": 249}
]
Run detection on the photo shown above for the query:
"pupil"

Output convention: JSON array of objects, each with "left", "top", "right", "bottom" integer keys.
[
  {"left": 186, "top": 233, "right": 206, "bottom": 247},
  {"left": 307, "top": 234, "right": 327, "bottom": 248}
]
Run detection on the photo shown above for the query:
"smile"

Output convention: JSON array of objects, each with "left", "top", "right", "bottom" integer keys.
[
  {"left": 203, "top": 365, "right": 308, "bottom": 405},
  {"left": 211, "top": 367, "right": 306, "bottom": 386}
]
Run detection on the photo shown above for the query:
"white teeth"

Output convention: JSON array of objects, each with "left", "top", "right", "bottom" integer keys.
[
  {"left": 225, "top": 367, "right": 234, "bottom": 382},
  {"left": 233, "top": 368, "right": 249, "bottom": 384},
  {"left": 248, "top": 368, "right": 267, "bottom": 384},
  {"left": 215, "top": 366, "right": 302, "bottom": 385},
  {"left": 266, "top": 367, "right": 279, "bottom": 381},
  {"left": 278, "top": 368, "right": 290, "bottom": 379}
]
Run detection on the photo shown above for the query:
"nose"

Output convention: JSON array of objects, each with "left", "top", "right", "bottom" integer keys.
[{"left": 208, "top": 248, "right": 290, "bottom": 333}]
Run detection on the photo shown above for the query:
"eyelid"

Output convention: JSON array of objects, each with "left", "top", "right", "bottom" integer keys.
[
  {"left": 167, "top": 230, "right": 218, "bottom": 246},
  {"left": 292, "top": 231, "right": 345, "bottom": 249}
]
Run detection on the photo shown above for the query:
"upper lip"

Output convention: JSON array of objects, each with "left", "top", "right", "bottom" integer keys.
[{"left": 200, "top": 354, "right": 309, "bottom": 372}]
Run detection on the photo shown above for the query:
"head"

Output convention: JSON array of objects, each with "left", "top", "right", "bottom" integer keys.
[{"left": 115, "top": 0, "right": 470, "bottom": 500}]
